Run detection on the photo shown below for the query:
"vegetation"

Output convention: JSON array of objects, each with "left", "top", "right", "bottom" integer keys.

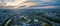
[
  {"left": 33, "top": 12, "right": 60, "bottom": 23},
  {"left": 1, "top": 18, "right": 13, "bottom": 26},
  {"left": 0, "top": 9, "right": 60, "bottom": 26}
]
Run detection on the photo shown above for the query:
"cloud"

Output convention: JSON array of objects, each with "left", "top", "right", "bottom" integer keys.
[
  {"left": 40, "top": 6, "right": 56, "bottom": 8},
  {"left": 0, "top": 0, "right": 36, "bottom": 9},
  {"left": 30, "top": 6, "right": 60, "bottom": 9},
  {"left": 0, "top": 0, "right": 60, "bottom": 9}
]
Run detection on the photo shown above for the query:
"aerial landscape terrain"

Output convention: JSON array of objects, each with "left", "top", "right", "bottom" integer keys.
[{"left": 0, "top": 0, "right": 60, "bottom": 26}]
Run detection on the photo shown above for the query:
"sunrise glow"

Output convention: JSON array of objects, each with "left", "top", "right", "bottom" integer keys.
[{"left": 1, "top": 0, "right": 36, "bottom": 9}]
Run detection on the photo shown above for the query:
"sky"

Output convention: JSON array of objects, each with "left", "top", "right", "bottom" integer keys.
[{"left": 0, "top": 0, "right": 60, "bottom": 9}]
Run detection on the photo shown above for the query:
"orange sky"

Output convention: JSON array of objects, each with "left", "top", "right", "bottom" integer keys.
[{"left": 1, "top": 0, "right": 36, "bottom": 9}]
